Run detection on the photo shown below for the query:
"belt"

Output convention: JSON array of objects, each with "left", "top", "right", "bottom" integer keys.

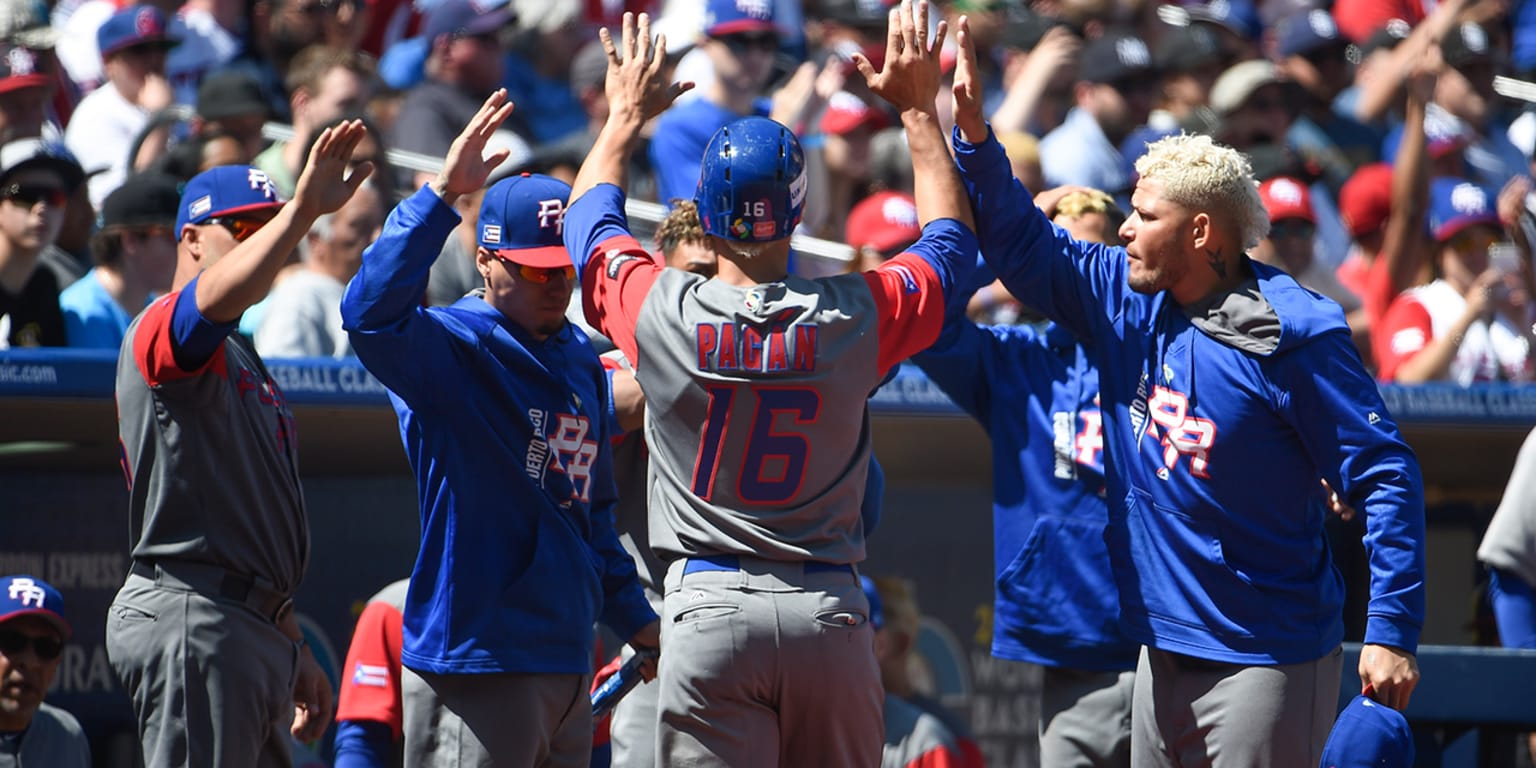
[
  {"left": 682, "top": 554, "right": 852, "bottom": 576},
  {"left": 130, "top": 559, "right": 293, "bottom": 624}
]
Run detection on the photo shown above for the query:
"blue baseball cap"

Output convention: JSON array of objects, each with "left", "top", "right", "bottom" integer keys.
[
  {"left": 0, "top": 575, "right": 70, "bottom": 639},
  {"left": 705, "top": 0, "right": 777, "bottom": 38},
  {"left": 97, "top": 5, "right": 178, "bottom": 60},
  {"left": 1279, "top": 8, "right": 1346, "bottom": 58},
  {"left": 1428, "top": 177, "right": 1500, "bottom": 243},
  {"left": 176, "top": 165, "right": 286, "bottom": 234},
  {"left": 478, "top": 173, "right": 572, "bottom": 268},
  {"left": 1187, "top": 0, "right": 1262, "bottom": 40},
  {"left": 1319, "top": 695, "right": 1414, "bottom": 768},
  {"left": 859, "top": 576, "right": 885, "bottom": 630},
  {"left": 423, "top": 0, "right": 513, "bottom": 43}
]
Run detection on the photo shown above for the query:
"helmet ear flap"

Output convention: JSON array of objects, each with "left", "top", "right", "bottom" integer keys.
[{"left": 694, "top": 116, "right": 805, "bottom": 243}]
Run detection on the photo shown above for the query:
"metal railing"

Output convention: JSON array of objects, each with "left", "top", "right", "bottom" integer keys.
[{"left": 259, "top": 121, "right": 856, "bottom": 265}]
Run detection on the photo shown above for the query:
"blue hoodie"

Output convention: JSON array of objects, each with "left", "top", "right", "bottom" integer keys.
[
  {"left": 954, "top": 128, "right": 1426, "bottom": 664},
  {"left": 911, "top": 267, "right": 1139, "bottom": 672},
  {"left": 341, "top": 186, "right": 657, "bottom": 675}
]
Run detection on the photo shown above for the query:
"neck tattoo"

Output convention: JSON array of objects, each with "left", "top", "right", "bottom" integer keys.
[{"left": 1205, "top": 247, "right": 1227, "bottom": 278}]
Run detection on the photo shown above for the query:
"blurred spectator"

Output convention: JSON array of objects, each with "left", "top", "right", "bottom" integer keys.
[
  {"left": 255, "top": 177, "right": 384, "bottom": 358},
  {"left": 1038, "top": 28, "right": 1153, "bottom": 199},
  {"left": 1181, "top": 0, "right": 1264, "bottom": 63},
  {"left": 988, "top": 17, "right": 1080, "bottom": 140},
  {"left": 1435, "top": 21, "right": 1528, "bottom": 190},
  {"left": 649, "top": 0, "right": 781, "bottom": 206},
  {"left": 0, "top": 574, "right": 90, "bottom": 767},
  {"left": 864, "top": 576, "right": 983, "bottom": 768},
  {"left": 254, "top": 46, "right": 376, "bottom": 196},
  {"left": 60, "top": 171, "right": 179, "bottom": 349},
  {"left": 65, "top": 4, "right": 176, "bottom": 209},
  {"left": 526, "top": 38, "right": 654, "bottom": 199},
  {"left": 1333, "top": 0, "right": 1426, "bottom": 44},
  {"left": 996, "top": 130, "right": 1042, "bottom": 193},
  {"left": 501, "top": 0, "right": 587, "bottom": 144},
  {"left": 1276, "top": 8, "right": 1379, "bottom": 193},
  {"left": 812, "top": 90, "right": 884, "bottom": 241},
  {"left": 193, "top": 70, "right": 272, "bottom": 163},
  {"left": 1254, "top": 176, "right": 1365, "bottom": 327},
  {"left": 389, "top": 0, "right": 515, "bottom": 189},
  {"left": 1137, "top": 21, "right": 1225, "bottom": 145},
  {"left": 165, "top": 0, "right": 246, "bottom": 107},
  {"left": 1377, "top": 178, "right": 1534, "bottom": 384},
  {"left": 0, "top": 42, "right": 56, "bottom": 142},
  {"left": 0, "top": 137, "right": 82, "bottom": 347}
]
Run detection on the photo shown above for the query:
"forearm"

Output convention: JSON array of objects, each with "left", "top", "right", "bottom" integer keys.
[
  {"left": 903, "top": 109, "right": 973, "bottom": 232},
  {"left": 340, "top": 186, "right": 459, "bottom": 332},
  {"left": 1393, "top": 317, "right": 1474, "bottom": 383},
  {"left": 195, "top": 204, "right": 316, "bottom": 323},
  {"left": 1382, "top": 88, "right": 1430, "bottom": 294},
  {"left": 572, "top": 113, "right": 645, "bottom": 204}
]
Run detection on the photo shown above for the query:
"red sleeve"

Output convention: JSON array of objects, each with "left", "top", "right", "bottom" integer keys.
[
  {"left": 904, "top": 744, "right": 970, "bottom": 768},
  {"left": 1374, "top": 294, "right": 1433, "bottom": 382},
  {"left": 132, "top": 291, "right": 226, "bottom": 386},
  {"left": 334, "top": 600, "right": 405, "bottom": 737},
  {"left": 860, "top": 253, "right": 947, "bottom": 376},
  {"left": 1332, "top": 0, "right": 1424, "bottom": 42},
  {"left": 580, "top": 234, "right": 664, "bottom": 368}
]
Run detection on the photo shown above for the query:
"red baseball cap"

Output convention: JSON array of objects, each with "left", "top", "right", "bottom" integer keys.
[
  {"left": 1339, "top": 162, "right": 1392, "bottom": 238},
  {"left": 820, "top": 91, "right": 887, "bottom": 137},
  {"left": 0, "top": 43, "right": 48, "bottom": 94},
  {"left": 1259, "top": 176, "right": 1315, "bottom": 224},
  {"left": 845, "top": 191, "right": 920, "bottom": 254}
]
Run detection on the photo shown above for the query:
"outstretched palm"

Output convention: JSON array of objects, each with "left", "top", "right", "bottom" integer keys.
[
  {"left": 854, "top": 0, "right": 948, "bottom": 114},
  {"left": 292, "top": 119, "right": 373, "bottom": 218},
  {"left": 439, "top": 90, "right": 517, "bottom": 198},
  {"left": 601, "top": 12, "right": 691, "bottom": 126}
]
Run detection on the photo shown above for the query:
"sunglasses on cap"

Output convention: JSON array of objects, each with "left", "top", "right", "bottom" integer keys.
[
  {"left": 0, "top": 628, "right": 63, "bottom": 661},
  {"left": 204, "top": 216, "right": 270, "bottom": 242},
  {"left": 515, "top": 264, "right": 577, "bottom": 284},
  {"left": 719, "top": 32, "right": 779, "bottom": 54},
  {"left": 1, "top": 183, "right": 67, "bottom": 208}
]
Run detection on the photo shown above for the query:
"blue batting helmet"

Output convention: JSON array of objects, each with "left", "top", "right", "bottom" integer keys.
[{"left": 694, "top": 116, "right": 807, "bottom": 242}]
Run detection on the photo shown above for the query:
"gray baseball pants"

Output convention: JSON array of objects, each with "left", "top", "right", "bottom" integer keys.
[
  {"left": 1131, "top": 645, "right": 1342, "bottom": 768},
  {"left": 401, "top": 667, "right": 591, "bottom": 768},
  {"left": 106, "top": 573, "right": 299, "bottom": 768},
  {"left": 1039, "top": 666, "right": 1136, "bottom": 768},
  {"left": 655, "top": 557, "right": 883, "bottom": 768}
]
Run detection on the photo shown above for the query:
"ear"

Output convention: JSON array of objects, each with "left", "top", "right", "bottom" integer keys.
[
  {"left": 181, "top": 225, "right": 204, "bottom": 264},
  {"left": 1190, "top": 211, "right": 1213, "bottom": 250},
  {"left": 474, "top": 247, "right": 495, "bottom": 280}
]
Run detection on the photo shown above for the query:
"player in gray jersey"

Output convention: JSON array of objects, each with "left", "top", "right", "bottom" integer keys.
[
  {"left": 108, "top": 122, "right": 374, "bottom": 768},
  {"left": 563, "top": 5, "right": 978, "bottom": 765}
]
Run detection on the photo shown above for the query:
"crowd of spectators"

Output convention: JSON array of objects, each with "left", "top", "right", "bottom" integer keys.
[{"left": 0, "top": 0, "right": 1533, "bottom": 387}]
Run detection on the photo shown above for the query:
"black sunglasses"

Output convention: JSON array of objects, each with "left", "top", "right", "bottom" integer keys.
[
  {"left": 719, "top": 32, "right": 779, "bottom": 53},
  {"left": 1, "top": 183, "right": 67, "bottom": 208},
  {"left": 0, "top": 629, "right": 64, "bottom": 660}
]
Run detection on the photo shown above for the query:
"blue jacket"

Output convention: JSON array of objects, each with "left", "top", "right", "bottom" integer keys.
[
  {"left": 955, "top": 128, "right": 1427, "bottom": 664},
  {"left": 912, "top": 268, "right": 1138, "bottom": 672},
  {"left": 340, "top": 186, "right": 656, "bottom": 675}
]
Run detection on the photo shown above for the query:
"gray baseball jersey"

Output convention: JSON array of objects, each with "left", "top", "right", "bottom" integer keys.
[
  {"left": 0, "top": 703, "right": 91, "bottom": 768},
  {"left": 115, "top": 290, "right": 309, "bottom": 591}
]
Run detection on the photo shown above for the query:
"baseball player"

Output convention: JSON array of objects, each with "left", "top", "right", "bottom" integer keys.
[
  {"left": 947, "top": 21, "right": 1426, "bottom": 767},
  {"left": 561, "top": 5, "right": 977, "bottom": 765},
  {"left": 108, "top": 123, "right": 372, "bottom": 767},
  {"left": 0, "top": 575, "right": 90, "bottom": 768},
  {"left": 340, "top": 95, "right": 659, "bottom": 767},
  {"left": 910, "top": 187, "right": 1140, "bottom": 767},
  {"left": 331, "top": 579, "right": 409, "bottom": 768}
]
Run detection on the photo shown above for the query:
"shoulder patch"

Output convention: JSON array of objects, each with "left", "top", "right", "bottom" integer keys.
[{"left": 606, "top": 252, "right": 639, "bottom": 279}]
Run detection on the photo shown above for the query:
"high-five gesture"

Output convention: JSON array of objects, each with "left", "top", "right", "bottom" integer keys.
[
  {"left": 601, "top": 12, "right": 692, "bottom": 131},
  {"left": 951, "top": 15, "right": 987, "bottom": 143},
  {"left": 854, "top": 0, "right": 948, "bottom": 115},
  {"left": 292, "top": 119, "right": 374, "bottom": 219},
  {"left": 433, "top": 89, "right": 517, "bottom": 205}
]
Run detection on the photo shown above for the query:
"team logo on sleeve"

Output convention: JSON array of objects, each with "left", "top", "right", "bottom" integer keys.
[
  {"left": 605, "top": 252, "right": 638, "bottom": 279},
  {"left": 886, "top": 263, "right": 920, "bottom": 294},
  {"left": 351, "top": 663, "right": 390, "bottom": 688}
]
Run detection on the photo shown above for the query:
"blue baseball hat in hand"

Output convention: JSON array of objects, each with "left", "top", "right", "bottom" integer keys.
[
  {"left": 478, "top": 173, "right": 572, "bottom": 268},
  {"left": 1319, "top": 694, "right": 1414, "bottom": 768}
]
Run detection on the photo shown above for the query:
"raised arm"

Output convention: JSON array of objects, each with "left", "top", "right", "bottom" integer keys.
[
  {"left": 569, "top": 13, "right": 692, "bottom": 205},
  {"left": 195, "top": 121, "right": 372, "bottom": 323}
]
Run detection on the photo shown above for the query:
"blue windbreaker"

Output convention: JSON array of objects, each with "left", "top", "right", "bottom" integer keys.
[
  {"left": 341, "top": 186, "right": 657, "bottom": 675},
  {"left": 912, "top": 269, "right": 1139, "bottom": 672},
  {"left": 955, "top": 128, "right": 1426, "bottom": 664}
]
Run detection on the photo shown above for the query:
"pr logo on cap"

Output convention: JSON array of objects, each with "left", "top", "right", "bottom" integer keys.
[
  {"left": 483, "top": 224, "right": 502, "bottom": 244},
  {"left": 8, "top": 577, "right": 46, "bottom": 608},
  {"left": 1116, "top": 37, "right": 1151, "bottom": 68},
  {"left": 537, "top": 199, "right": 565, "bottom": 234},
  {"left": 1450, "top": 182, "right": 1490, "bottom": 216}
]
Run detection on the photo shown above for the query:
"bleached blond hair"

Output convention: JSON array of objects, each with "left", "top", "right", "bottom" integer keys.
[{"left": 1133, "top": 133, "right": 1271, "bottom": 249}]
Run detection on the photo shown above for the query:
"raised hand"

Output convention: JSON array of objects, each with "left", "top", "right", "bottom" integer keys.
[
  {"left": 602, "top": 12, "right": 692, "bottom": 130},
  {"left": 951, "top": 15, "right": 987, "bottom": 142},
  {"left": 853, "top": 0, "right": 948, "bottom": 115},
  {"left": 292, "top": 119, "right": 373, "bottom": 219},
  {"left": 433, "top": 90, "right": 516, "bottom": 202}
]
